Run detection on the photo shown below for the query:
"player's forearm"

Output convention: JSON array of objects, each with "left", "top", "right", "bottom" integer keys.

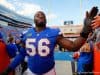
[
  {"left": 9, "top": 53, "right": 25, "bottom": 70},
  {"left": 57, "top": 36, "right": 86, "bottom": 51},
  {"left": 0, "top": 53, "right": 25, "bottom": 75},
  {"left": 8, "top": 47, "right": 26, "bottom": 70},
  {"left": 71, "top": 36, "right": 86, "bottom": 51}
]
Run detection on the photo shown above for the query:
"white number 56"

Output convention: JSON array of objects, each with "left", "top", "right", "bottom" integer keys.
[{"left": 26, "top": 38, "right": 50, "bottom": 56}]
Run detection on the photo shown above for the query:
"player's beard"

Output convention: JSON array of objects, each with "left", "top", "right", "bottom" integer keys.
[
  {"left": 34, "top": 19, "right": 46, "bottom": 28},
  {"left": 36, "top": 21, "right": 46, "bottom": 27}
]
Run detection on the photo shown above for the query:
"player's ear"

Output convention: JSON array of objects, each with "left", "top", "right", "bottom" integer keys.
[{"left": 33, "top": 16, "right": 36, "bottom": 24}]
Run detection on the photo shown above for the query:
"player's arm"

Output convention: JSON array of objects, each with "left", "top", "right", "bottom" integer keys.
[
  {"left": 57, "top": 35, "right": 86, "bottom": 51},
  {"left": 0, "top": 46, "right": 26, "bottom": 75},
  {"left": 57, "top": 6, "right": 98, "bottom": 51}
]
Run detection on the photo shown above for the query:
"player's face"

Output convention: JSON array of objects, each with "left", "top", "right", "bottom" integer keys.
[{"left": 34, "top": 11, "right": 46, "bottom": 27}]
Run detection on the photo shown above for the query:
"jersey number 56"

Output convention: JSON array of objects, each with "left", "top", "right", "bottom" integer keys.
[{"left": 26, "top": 38, "right": 50, "bottom": 56}]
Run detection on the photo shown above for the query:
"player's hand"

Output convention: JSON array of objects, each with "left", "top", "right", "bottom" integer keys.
[
  {"left": 80, "top": 6, "right": 98, "bottom": 38},
  {"left": 72, "top": 52, "right": 80, "bottom": 59}
]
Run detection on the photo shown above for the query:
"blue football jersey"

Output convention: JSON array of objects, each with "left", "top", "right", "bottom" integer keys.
[{"left": 22, "top": 27, "right": 61, "bottom": 74}]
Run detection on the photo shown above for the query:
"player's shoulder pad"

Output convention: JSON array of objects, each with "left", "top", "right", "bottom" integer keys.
[
  {"left": 22, "top": 30, "right": 28, "bottom": 35},
  {"left": 48, "top": 27, "right": 62, "bottom": 35},
  {"left": 22, "top": 28, "right": 32, "bottom": 34},
  {"left": 22, "top": 28, "right": 33, "bottom": 35}
]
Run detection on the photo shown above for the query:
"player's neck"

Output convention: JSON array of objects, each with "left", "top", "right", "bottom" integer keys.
[{"left": 35, "top": 26, "right": 46, "bottom": 32}]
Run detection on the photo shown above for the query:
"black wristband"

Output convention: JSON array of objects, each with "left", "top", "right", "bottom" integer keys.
[{"left": 80, "top": 32, "right": 88, "bottom": 39}]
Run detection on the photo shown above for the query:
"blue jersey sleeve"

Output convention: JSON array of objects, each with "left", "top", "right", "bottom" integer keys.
[
  {"left": 8, "top": 47, "right": 26, "bottom": 70},
  {"left": 49, "top": 28, "right": 62, "bottom": 36},
  {"left": 20, "top": 30, "right": 29, "bottom": 45},
  {"left": 56, "top": 28, "right": 62, "bottom": 35}
]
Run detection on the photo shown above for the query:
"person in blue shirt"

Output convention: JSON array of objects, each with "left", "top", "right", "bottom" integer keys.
[
  {"left": 1, "top": 6, "right": 98, "bottom": 75},
  {"left": 15, "top": 38, "right": 28, "bottom": 75},
  {"left": 15, "top": 39, "right": 21, "bottom": 52},
  {"left": 7, "top": 36, "right": 18, "bottom": 58},
  {"left": 73, "top": 32, "right": 94, "bottom": 75},
  {"left": 77, "top": 41, "right": 93, "bottom": 75}
]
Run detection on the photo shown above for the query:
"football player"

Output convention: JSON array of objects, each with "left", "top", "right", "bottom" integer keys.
[{"left": 1, "top": 6, "right": 98, "bottom": 75}]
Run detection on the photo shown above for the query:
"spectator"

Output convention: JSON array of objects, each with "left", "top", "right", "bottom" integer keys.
[
  {"left": 7, "top": 37, "right": 18, "bottom": 58},
  {"left": 15, "top": 39, "right": 27, "bottom": 75},
  {"left": 73, "top": 33, "right": 94, "bottom": 75},
  {"left": 15, "top": 39, "right": 21, "bottom": 52},
  {"left": 91, "top": 14, "right": 100, "bottom": 75},
  {"left": 0, "top": 32, "right": 12, "bottom": 75}
]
